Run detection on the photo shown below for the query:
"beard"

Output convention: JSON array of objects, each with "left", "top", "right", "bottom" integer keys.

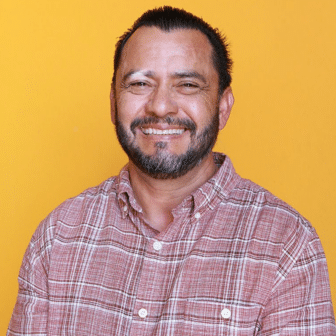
[{"left": 115, "top": 110, "right": 219, "bottom": 180}]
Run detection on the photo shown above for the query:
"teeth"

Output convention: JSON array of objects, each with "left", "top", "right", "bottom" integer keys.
[{"left": 141, "top": 128, "right": 184, "bottom": 135}]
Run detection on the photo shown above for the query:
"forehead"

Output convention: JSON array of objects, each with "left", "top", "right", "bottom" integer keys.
[{"left": 117, "top": 26, "right": 216, "bottom": 79}]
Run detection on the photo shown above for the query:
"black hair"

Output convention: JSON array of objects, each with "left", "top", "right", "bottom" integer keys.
[{"left": 112, "top": 6, "right": 232, "bottom": 94}]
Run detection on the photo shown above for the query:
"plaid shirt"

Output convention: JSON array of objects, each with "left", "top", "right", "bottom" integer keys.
[{"left": 8, "top": 153, "right": 335, "bottom": 335}]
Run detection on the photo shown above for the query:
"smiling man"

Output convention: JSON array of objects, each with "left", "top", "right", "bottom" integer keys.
[
  {"left": 8, "top": 6, "right": 335, "bottom": 335},
  {"left": 111, "top": 25, "right": 233, "bottom": 231}
]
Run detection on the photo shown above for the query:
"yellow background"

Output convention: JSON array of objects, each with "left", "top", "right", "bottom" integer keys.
[{"left": 1, "top": 0, "right": 335, "bottom": 332}]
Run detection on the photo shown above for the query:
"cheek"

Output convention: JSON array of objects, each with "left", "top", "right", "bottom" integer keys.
[
  {"left": 117, "top": 94, "right": 146, "bottom": 123},
  {"left": 177, "top": 95, "right": 217, "bottom": 126}
]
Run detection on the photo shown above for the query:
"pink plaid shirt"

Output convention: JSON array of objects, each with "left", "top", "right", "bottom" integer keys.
[{"left": 8, "top": 153, "right": 335, "bottom": 335}]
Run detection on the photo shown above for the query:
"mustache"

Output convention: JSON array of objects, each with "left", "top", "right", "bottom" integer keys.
[{"left": 130, "top": 116, "right": 196, "bottom": 134}]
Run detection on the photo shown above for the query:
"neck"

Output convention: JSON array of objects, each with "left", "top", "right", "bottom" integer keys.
[{"left": 128, "top": 152, "right": 218, "bottom": 232}]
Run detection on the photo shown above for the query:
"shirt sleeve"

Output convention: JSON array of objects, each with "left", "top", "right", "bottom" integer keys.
[
  {"left": 7, "top": 215, "right": 54, "bottom": 336},
  {"left": 260, "top": 230, "right": 336, "bottom": 335}
]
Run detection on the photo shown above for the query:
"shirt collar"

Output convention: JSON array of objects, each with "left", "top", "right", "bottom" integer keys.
[
  {"left": 191, "top": 153, "right": 240, "bottom": 213},
  {"left": 114, "top": 153, "right": 239, "bottom": 216},
  {"left": 114, "top": 165, "right": 142, "bottom": 218}
]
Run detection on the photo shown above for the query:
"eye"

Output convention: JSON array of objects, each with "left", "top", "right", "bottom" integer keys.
[
  {"left": 183, "top": 83, "right": 197, "bottom": 87},
  {"left": 128, "top": 81, "right": 152, "bottom": 94},
  {"left": 177, "top": 82, "right": 200, "bottom": 94},
  {"left": 130, "top": 82, "right": 147, "bottom": 87}
]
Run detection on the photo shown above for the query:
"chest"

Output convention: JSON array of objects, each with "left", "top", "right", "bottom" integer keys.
[{"left": 46, "top": 214, "right": 278, "bottom": 335}]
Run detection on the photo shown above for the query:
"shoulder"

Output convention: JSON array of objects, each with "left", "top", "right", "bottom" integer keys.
[
  {"left": 221, "top": 175, "right": 318, "bottom": 268},
  {"left": 231, "top": 176, "right": 313, "bottom": 233},
  {"left": 18, "top": 176, "right": 120, "bottom": 278},
  {"left": 225, "top": 176, "right": 328, "bottom": 289},
  {"left": 30, "top": 176, "right": 119, "bottom": 244},
  {"left": 57, "top": 176, "right": 118, "bottom": 216}
]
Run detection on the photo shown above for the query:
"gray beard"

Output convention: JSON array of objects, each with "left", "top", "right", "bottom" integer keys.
[{"left": 115, "top": 112, "right": 219, "bottom": 179}]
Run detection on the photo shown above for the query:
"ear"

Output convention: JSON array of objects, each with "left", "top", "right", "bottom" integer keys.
[
  {"left": 218, "top": 87, "right": 234, "bottom": 130},
  {"left": 110, "top": 88, "right": 116, "bottom": 125}
]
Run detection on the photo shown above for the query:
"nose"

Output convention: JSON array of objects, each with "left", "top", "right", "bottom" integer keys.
[{"left": 145, "top": 84, "right": 178, "bottom": 117}]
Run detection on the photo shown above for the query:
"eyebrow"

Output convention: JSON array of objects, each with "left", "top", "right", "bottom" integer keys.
[
  {"left": 121, "top": 70, "right": 207, "bottom": 84},
  {"left": 171, "top": 71, "right": 207, "bottom": 84},
  {"left": 121, "top": 70, "right": 155, "bottom": 83}
]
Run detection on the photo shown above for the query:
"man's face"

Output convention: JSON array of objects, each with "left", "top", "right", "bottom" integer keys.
[{"left": 112, "top": 27, "right": 233, "bottom": 179}]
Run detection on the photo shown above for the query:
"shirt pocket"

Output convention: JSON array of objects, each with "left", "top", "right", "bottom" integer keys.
[{"left": 181, "top": 300, "right": 261, "bottom": 335}]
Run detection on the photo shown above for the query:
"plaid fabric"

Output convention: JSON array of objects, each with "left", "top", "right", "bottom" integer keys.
[{"left": 8, "top": 153, "right": 335, "bottom": 335}]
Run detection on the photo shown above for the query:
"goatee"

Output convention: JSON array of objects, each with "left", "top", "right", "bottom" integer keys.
[{"left": 115, "top": 112, "right": 219, "bottom": 179}]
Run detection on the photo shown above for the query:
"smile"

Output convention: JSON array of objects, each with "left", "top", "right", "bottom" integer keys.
[{"left": 141, "top": 128, "right": 185, "bottom": 135}]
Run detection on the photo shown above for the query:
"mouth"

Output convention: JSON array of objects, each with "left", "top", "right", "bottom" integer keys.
[
  {"left": 141, "top": 127, "right": 185, "bottom": 135},
  {"left": 130, "top": 116, "right": 196, "bottom": 136}
]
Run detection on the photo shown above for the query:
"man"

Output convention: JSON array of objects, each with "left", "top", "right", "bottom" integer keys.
[{"left": 8, "top": 6, "right": 335, "bottom": 335}]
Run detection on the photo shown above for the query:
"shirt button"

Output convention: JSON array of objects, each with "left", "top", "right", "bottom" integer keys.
[
  {"left": 194, "top": 212, "right": 201, "bottom": 219},
  {"left": 153, "top": 241, "right": 162, "bottom": 251},
  {"left": 221, "top": 308, "right": 231, "bottom": 319},
  {"left": 138, "top": 308, "right": 148, "bottom": 318}
]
